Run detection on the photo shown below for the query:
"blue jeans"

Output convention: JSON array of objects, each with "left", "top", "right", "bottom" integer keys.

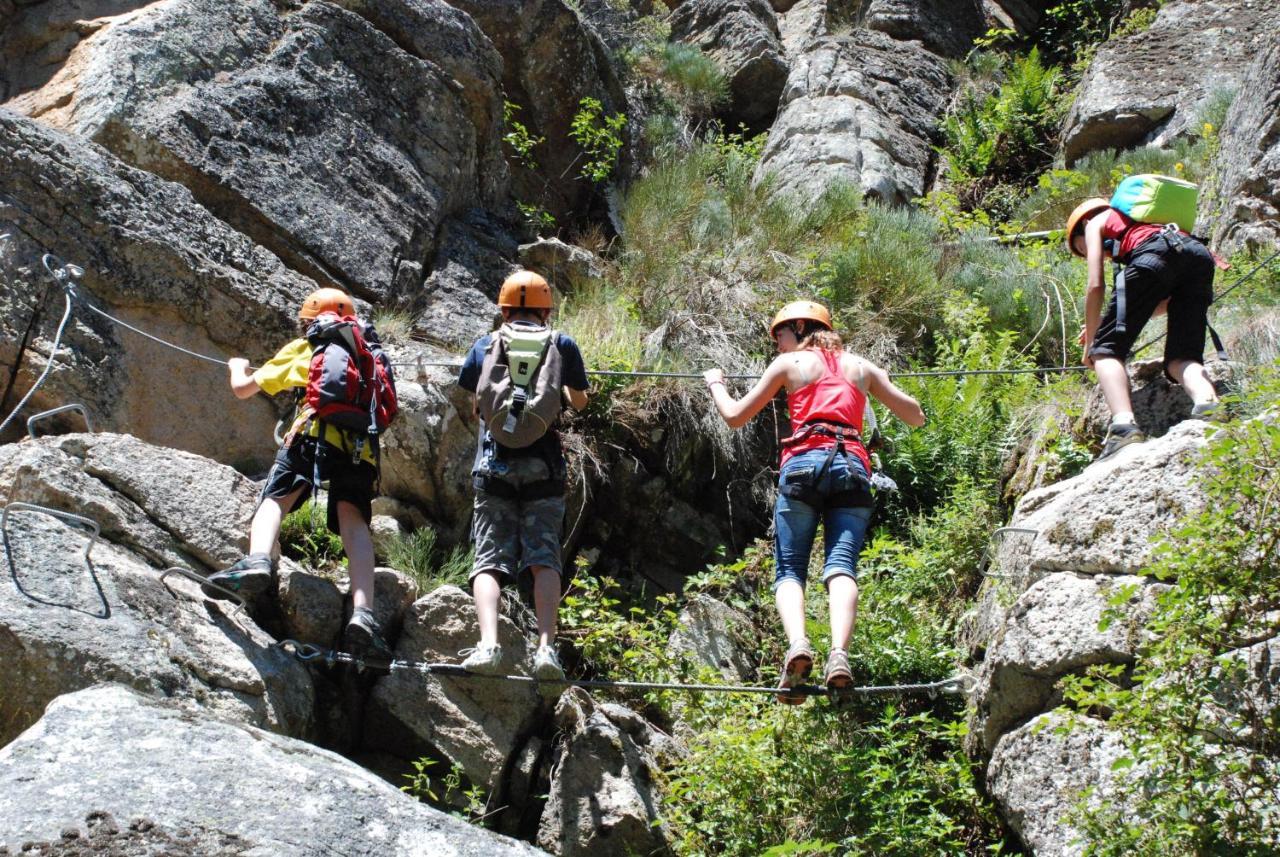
[{"left": 773, "top": 448, "right": 873, "bottom": 591}]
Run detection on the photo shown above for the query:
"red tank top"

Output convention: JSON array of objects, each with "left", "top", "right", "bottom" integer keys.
[
  {"left": 1101, "top": 210, "right": 1183, "bottom": 259},
  {"left": 781, "top": 350, "right": 871, "bottom": 474}
]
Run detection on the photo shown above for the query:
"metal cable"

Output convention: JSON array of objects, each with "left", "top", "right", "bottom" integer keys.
[
  {"left": 277, "top": 640, "right": 975, "bottom": 698},
  {"left": 0, "top": 290, "right": 73, "bottom": 436}
]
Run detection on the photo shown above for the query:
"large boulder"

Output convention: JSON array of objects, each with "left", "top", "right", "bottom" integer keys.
[
  {"left": 1061, "top": 0, "right": 1278, "bottom": 164},
  {"left": 363, "top": 586, "right": 546, "bottom": 819},
  {"left": 537, "top": 688, "right": 678, "bottom": 857},
  {"left": 669, "top": 0, "right": 789, "bottom": 127},
  {"left": 987, "top": 712, "right": 1131, "bottom": 857},
  {"left": 0, "top": 434, "right": 313, "bottom": 746},
  {"left": 992, "top": 419, "right": 1211, "bottom": 580},
  {"left": 755, "top": 31, "right": 951, "bottom": 205},
  {"left": 5, "top": 0, "right": 508, "bottom": 309},
  {"left": 666, "top": 594, "right": 758, "bottom": 682},
  {"left": 1081, "top": 359, "right": 1234, "bottom": 442},
  {"left": 0, "top": 109, "right": 311, "bottom": 465},
  {"left": 857, "top": 0, "right": 987, "bottom": 59},
  {"left": 1203, "top": 38, "right": 1280, "bottom": 254},
  {"left": 968, "top": 572, "right": 1166, "bottom": 755},
  {"left": 0, "top": 684, "right": 544, "bottom": 855}
]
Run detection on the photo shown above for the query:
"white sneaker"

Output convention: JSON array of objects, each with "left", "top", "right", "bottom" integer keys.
[
  {"left": 532, "top": 645, "right": 565, "bottom": 684},
  {"left": 459, "top": 642, "right": 503, "bottom": 675}
]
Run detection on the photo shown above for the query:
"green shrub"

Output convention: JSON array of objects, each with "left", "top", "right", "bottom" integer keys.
[
  {"left": 385, "top": 527, "right": 472, "bottom": 593},
  {"left": 654, "top": 42, "right": 729, "bottom": 118},
  {"left": 569, "top": 97, "right": 627, "bottom": 184},
  {"left": 279, "top": 500, "right": 346, "bottom": 570}
]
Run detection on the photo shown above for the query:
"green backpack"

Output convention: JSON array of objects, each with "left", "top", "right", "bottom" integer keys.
[{"left": 1109, "top": 174, "right": 1198, "bottom": 230}]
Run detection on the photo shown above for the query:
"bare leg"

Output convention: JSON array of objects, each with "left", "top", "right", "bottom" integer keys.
[
  {"left": 530, "top": 565, "right": 561, "bottom": 648},
  {"left": 775, "top": 579, "right": 808, "bottom": 645},
  {"left": 827, "top": 575, "right": 859, "bottom": 651},
  {"left": 1167, "top": 359, "right": 1218, "bottom": 405},
  {"left": 1094, "top": 357, "right": 1135, "bottom": 420},
  {"left": 248, "top": 487, "right": 305, "bottom": 556},
  {"left": 472, "top": 570, "right": 502, "bottom": 646},
  {"left": 336, "top": 501, "right": 375, "bottom": 612}
]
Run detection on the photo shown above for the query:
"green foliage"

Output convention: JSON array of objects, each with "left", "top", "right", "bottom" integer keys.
[
  {"left": 502, "top": 100, "right": 544, "bottom": 171},
  {"left": 651, "top": 42, "right": 729, "bottom": 118},
  {"left": 402, "top": 758, "right": 489, "bottom": 820},
  {"left": 384, "top": 527, "right": 472, "bottom": 593},
  {"left": 1059, "top": 368, "right": 1280, "bottom": 854},
  {"left": 878, "top": 294, "right": 1039, "bottom": 517},
  {"left": 279, "top": 500, "right": 345, "bottom": 570},
  {"left": 516, "top": 201, "right": 556, "bottom": 236},
  {"left": 939, "top": 48, "right": 1063, "bottom": 215},
  {"left": 1034, "top": 0, "right": 1129, "bottom": 68},
  {"left": 569, "top": 97, "right": 627, "bottom": 184}
]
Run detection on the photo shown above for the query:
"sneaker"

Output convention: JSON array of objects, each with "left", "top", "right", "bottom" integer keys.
[
  {"left": 776, "top": 638, "right": 814, "bottom": 705},
  {"left": 459, "top": 641, "right": 504, "bottom": 675},
  {"left": 1097, "top": 422, "right": 1146, "bottom": 462},
  {"left": 532, "top": 645, "right": 565, "bottom": 683},
  {"left": 1190, "top": 401, "right": 1219, "bottom": 420},
  {"left": 203, "top": 554, "right": 275, "bottom": 600},
  {"left": 824, "top": 648, "right": 853, "bottom": 692},
  {"left": 344, "top": 606, "right": 391, "bottom": 659}
]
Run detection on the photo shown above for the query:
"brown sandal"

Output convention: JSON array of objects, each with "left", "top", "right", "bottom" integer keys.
[{"left": 776, "top": 638, "right": 814, "bottom": 705}]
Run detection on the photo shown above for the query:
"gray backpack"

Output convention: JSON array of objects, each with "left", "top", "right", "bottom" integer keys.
[{"left": 476, "top": 322, "right": 563, "bottom": 448}]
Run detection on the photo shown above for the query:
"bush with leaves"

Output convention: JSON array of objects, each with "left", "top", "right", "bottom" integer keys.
[
  {"left": 1059, "top": 367, "right": 1280, "bottom": 854},
  {"left": 279, "top": 500, "right": 346, "bottom": 570},
  {"left": 384, "top": 527, "right": 472, "bottom": 594}
]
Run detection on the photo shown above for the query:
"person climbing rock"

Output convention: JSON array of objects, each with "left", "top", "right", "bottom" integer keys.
[
  {"left": 208, "top": 287, "right": 396, "bottom": 658},
  {"left": 457, "top": 271, "right": 589, "bottom": 693},
  {"left": 704, "top": 301, "right": 924, "bottom": 703},
  {"left": 1067, "top": 176, "right": 1222, "bottom": 461}
]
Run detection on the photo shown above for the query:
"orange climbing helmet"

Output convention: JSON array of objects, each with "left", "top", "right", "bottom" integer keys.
[
  {"left": 1065, "top": 198, "right": 1111, "bottom": 256},
  {"left": 498, "top": 270, "right": 553, "bottom": 310},
  {"left": 770, "top": 300, "right": 832, "bottom": 338},
  {"left": 299, "top": 287, "right": 354, "bottom": 320}
]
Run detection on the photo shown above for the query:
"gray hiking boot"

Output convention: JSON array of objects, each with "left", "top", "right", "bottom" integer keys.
[
  {"left": 203, "top": 553, "right": 275, "bottom": 600},
  {"left": 344, "top": 606, "right": 391, "bottom": 659},
  {"left": 532, "top": 645, "right": 566, "bottom": 698},
  {"left": 1097, "top": 422, "right": 1146, "bottom": 462},
  {"left": 1190, "top": 401, "right": 1220, "bottom": 420},
  {"left": 459, "top": 642, "right": 504, "bottom": 675},
  {"left": 777, "top": 638, "right": 815, "bottom": 705}
]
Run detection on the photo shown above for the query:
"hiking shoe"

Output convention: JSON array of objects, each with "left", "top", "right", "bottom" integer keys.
[
  {"left": 533, "top": 645, "right": 566, "bottom": 698},
  {"left": 459, "top": 642, "right": 504, "bottom": 675},
  {"left": 824, "top": 648, "right": 853, "bottom": 692},
  {"left": 203, "top": 554, "right": 275, "bottom": 600},
  {"left": 777, "top": 638, "right": 814, "bottom": 705},
  {"left": 344, "top": 607, "right": 391, "bottom": 659},
  {"left": 1097, "top": 422, "right": 1146, "bottom": 462}
]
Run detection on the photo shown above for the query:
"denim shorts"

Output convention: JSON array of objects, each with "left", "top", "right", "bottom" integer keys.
[
  {"left": 471, "top": 455, "right": 565, "bottom": 586},
  {"left": 773, "top": 447, "right": 873, "bottom": 590}
]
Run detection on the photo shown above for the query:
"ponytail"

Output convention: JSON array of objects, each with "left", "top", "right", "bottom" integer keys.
[{"left": 799, "top": 328, "right": 844, "bottom": 353}]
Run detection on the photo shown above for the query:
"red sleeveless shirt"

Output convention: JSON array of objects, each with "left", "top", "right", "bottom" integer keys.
[
  {"left": 782, "top": 350, "right": 871, "bottom": 474},
  {"left": 1101, "top": 210, "right": 1182, "bottom": 259}
]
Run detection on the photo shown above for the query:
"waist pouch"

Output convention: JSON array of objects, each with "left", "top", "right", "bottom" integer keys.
[{"left": 780, "top": 445, "right": 873, "bottom": 510}]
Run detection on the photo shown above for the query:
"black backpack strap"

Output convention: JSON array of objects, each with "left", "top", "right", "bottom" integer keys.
[{"left": 1113, "top": 262, "right": 1127, "bottom": 335}]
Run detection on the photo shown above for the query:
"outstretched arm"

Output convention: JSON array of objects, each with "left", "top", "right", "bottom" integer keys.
[
  {"left": 228, "top": 358, "right": 260, "bottom": 400},
  {"left": 863, "top": 361, "right": 924, "bottom": 427},
  {"left": 704, "top": 359, "right": 788, "bottom": 430},
  {"left": 1081, "top": 214, "right": 1108, "bottom": 366}
]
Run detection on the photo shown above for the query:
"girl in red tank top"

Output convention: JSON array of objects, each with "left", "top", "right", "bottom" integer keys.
[{"left": 703, "top": 301, "right": 925, "bottom": 704}]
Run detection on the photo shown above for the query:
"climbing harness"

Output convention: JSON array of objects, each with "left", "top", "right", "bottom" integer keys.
[
  {"left": 26, "top": 403, "right": 93, "bottom": 439},
  {"left": 275, "top": 639, "right": 976, "bottom": 702}
]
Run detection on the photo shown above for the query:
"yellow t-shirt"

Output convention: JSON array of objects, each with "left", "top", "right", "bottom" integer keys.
[{"left": 253, "top": 338, "right": 377, "bottom": 465}]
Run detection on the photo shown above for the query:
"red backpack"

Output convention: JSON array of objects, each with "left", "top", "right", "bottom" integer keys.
[{"left": 304, "top": 312, "right": 398, "bottom": 438}]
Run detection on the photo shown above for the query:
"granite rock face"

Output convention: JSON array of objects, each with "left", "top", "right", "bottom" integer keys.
[
  {"left": 755, "top": 31, "right": 951, "bottom": 205},
  {"left": 0, "top": 434, "right": 313, "bottom": 746},
  {"left": 1061, "top": 0, "right": 1278, "bottom": 164},
  {"left": 0, "top": 684, "right": 545, "bottom": 856},
  {"left": 1203, "top": 37, "right": 1280, "bottom": 254}
]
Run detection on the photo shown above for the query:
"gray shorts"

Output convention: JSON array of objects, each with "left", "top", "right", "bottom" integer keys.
[{"left": 470, "top": 456, "right": 565, "bottom": 586}]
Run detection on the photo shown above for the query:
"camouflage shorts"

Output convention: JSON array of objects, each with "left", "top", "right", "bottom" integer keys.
[{"left": 471, "top": 456, "right": 565, "bottom": 585}]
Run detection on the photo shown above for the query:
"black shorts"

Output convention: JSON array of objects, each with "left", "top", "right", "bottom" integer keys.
[
  {"left": 260, "top": 437, "right": 375, "bottom": 533},
  {"left": 1089, "top": 238, "right": 1215, "bottom": 370}
]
